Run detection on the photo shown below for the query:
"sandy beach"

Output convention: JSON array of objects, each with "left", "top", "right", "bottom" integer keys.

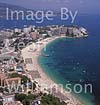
[{"left": 21, "top": 36, "right": 84, "bottom": 105}]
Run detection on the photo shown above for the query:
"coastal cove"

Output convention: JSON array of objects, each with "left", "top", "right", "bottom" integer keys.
[
  {"left": 0, "top": 1, "right": 100, "bottom": 105},
  {"left": 21, "top": 36, "right": 84, "bottom": 105},
  {"left": 0, "top": 14, "right": 100, "bottom": 105},
  {"left": 38, "top": 36, "right": 100, "bottom": 105}
]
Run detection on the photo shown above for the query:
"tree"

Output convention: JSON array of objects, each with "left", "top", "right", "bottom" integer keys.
[
  {"left": 15, "top": 93, "right": 37, "bottom": 105},
  {"left": 15, "top": 93, "right": 26, "bottom": 102},
  {"left": 32, "top": 83, "right": 36, "bottom": 90},
  {"left": 0, "top": 96, "right": 3, "bottom": 105},
  {"left": 41, "top": 94, "right": 67, "bottom": 105},
  {"left": 21, "top": 75, "right": 30, "bottom": 84},
  {"left": 0, "top": 101, "right": 3, "bottom": 105},
  {"left": 27, "top": 94, "right": 36, "bottom": 100},
  {"left": 9, "top": 73, "right": 30, "bottom": 84}
]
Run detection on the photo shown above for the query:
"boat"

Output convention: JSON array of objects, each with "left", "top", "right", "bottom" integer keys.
[{"left": 41, "top": 53, "right": 50, "bottom": 57}]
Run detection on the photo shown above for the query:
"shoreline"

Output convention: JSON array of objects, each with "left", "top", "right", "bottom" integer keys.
[{"left": 21, "top": 36, "right": 84, "bottom": 105}]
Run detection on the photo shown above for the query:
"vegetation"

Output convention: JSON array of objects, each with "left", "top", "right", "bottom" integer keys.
[
  {"left": 15, "top": 93, "right": 67, "bottom": 105},
  {"left": 32, "top": 83, "right": 36, "bottom": 90},
  {"left": 41, "top": 94, "right": 67, "bottom": 105},
  {"left": 0, "top": 101, "right": 3, "bottom": 105},
  {"left": 15, "top": 93, "right": 37, "bottom": 105},
  {"left": 0, "top": 96, "right": 3, "bottom": 105},
  {"left": 9, "top": 73, "right": 30, "bottom": 84},
  {"left": 9, "top": 73, "right": 36, "bottom": 90},
  {"left": 0, "top": 87, "right": 3, "bottom": 93}
]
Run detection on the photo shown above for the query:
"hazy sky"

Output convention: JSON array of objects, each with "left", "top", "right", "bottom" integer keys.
[{"left": 0, "top": 0, "right": 100, "bottom": 14}]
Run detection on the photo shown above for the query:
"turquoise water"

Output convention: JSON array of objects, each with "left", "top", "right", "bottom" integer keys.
[
  {"left": 38, "top": 37, "right": 100, "bottom": 105},
  {"left": 1, "top": 14, "right": 100, "bottom": 105}
]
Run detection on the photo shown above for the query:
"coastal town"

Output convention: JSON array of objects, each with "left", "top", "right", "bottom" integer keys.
[{"left": 0, "top": 25, "right": 88, "bottom": 105}]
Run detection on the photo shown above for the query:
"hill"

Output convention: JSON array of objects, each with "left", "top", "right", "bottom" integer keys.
[{"left": 0, "top": 3, "right": 31, "bottom": 18}]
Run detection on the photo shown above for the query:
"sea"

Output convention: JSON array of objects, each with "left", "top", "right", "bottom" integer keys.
[{"left": 0, "top": 14, "right": 100, "bottom": 105}]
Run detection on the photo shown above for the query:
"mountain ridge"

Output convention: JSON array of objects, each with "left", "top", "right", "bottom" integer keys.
[{"left": 0, "top": 2, "right": 32, "bottom": 18}]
